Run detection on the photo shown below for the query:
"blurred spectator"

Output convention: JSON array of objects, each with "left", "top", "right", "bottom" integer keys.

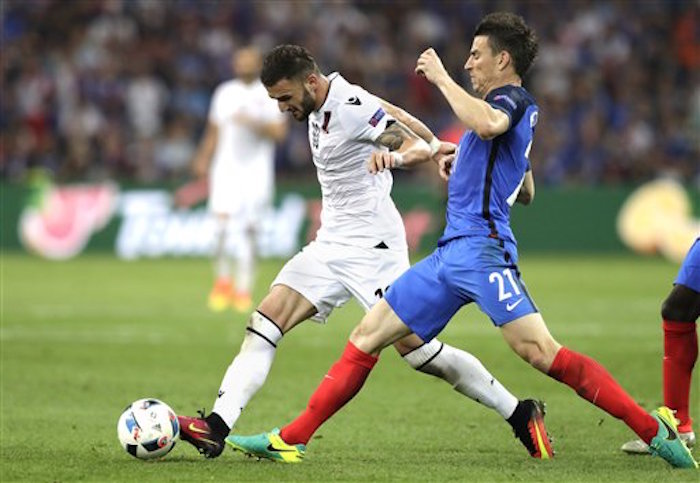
[
  {"left": 153, "top": 116, "right": 196, "bottom": 180},
  {"left": 1, "top": 0, "right": 697, "bottom": 186}
]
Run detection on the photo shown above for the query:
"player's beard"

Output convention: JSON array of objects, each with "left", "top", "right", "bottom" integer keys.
[{"left": 294, "top": 88, "right": 316, "bottom": 121}]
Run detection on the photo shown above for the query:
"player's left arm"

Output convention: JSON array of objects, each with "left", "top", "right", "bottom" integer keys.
[{"left": 516, "top": 169, "right": 535, "bottom": 205}]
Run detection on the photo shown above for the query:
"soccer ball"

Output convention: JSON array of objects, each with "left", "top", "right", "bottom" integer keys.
[{"left": 117, "top": 398, "right": 180, "bottom": 460}]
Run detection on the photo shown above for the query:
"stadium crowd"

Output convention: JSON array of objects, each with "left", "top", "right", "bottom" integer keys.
[{"left": 2, "top": 0, "right": 698, "bottom": 185}]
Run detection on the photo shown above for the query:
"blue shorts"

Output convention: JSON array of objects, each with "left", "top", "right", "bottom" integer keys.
[
  {"left": 676, "top": 238, "right": 700, "bottom": 293},
  {"left": 385, "top": 236, "right": 538, "bottom": 342}
]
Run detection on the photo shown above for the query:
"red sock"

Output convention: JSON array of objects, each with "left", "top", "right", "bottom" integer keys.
[
  {"left": 548, "top": 346, "right": 658, "bottom": 444},
  {"left": 663, "top": 320, "right": 697, "bottom": 432},
  {"left": 280, "top": 342, "right": 378, "bottom": 445}
]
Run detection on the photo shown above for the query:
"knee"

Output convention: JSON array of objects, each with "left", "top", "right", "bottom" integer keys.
[
  {"left": 349, "top": 318, "right": 383, "bottom": 355},
  {"left": 661, "top": 293, "right": 693, "bottom": 322},
  {"left": 350, "top": 319, "right": 372, "bottom": 344}
]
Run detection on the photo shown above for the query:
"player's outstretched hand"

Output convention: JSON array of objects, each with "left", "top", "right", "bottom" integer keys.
[
  {"left": 433, "top": 141, "right": 456, "bottom": 181},
  {"left": 368, "top": 150, "right": 402, "bottom": 174},
  {"left": 416, "top": 48, "right": 448, "bottom": 85}
]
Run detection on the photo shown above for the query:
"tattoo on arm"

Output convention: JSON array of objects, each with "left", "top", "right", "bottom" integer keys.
[{"left": 376, "top": 121, "right": 419, "bottom": 151}]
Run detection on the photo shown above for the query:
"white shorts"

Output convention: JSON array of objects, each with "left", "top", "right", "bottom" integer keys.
[
  {"left": 272, "top": 240, "right": 410, "bottom": 322},
  {"left": 208, "top": 173, "right": 272, "bottom": 226}
]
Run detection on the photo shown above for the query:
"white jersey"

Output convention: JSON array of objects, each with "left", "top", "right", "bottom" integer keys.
[
  {"left": 208, "top": 78, "right": 284, "bottom": 207},
  {"left": 309, "top": 73, "right": 407, "bottom": 250}
]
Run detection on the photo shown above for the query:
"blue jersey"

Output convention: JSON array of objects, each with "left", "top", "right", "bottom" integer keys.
[
  {"left": 676, "top": 238, "right": 700, "bottom": 293},
  {"left": 439, "top": 85, "right": 538, "bottom": 246}
]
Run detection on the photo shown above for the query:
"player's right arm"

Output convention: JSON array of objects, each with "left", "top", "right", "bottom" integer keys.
[
  {"left": 416, "top": 48, "right": 509, "bottom": 140},
  {"left": 191, "top": 121, "right": 218, "bottom": 178}
]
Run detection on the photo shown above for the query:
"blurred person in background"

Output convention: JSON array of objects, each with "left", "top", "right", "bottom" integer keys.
[
  {"left": 622, "top": 237, "right": 699, "bottom": 454},
  {"left": 190, "top": 46, "right": 287, "bottom": 313},
  {"left": 177, "top": 44, "right": 553, "bottom": 461}
]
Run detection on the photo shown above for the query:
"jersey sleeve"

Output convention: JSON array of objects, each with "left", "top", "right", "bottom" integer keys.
[
  {"left": 336, "top": 89, "right": 395, "bottom": 142},
  {"left": 486, "top": 86, "right": 531, "bottom": 131}
]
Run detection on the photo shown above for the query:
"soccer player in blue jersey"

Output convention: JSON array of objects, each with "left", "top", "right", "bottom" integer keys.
[
  {"left": 622, "top": 237, "right": 699, "bottom": 454},
  {"left": 227, "top": 12, "right": 698, "bottom": 468}
]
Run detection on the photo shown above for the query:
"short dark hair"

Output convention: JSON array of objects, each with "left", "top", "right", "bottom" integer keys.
[
  {"left": 474, "top": 12, "right": 538, "bottom": 77},
  {"left": 261, "top": 44, "right": 319, "bottom": 87}
]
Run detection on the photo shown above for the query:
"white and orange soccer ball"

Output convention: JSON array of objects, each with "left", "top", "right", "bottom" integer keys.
[{"left": 117, "top": 398, "right": 180, "bottom": 460}]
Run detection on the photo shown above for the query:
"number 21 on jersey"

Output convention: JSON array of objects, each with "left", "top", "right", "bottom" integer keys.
[{"left": 488, "top": 269, "right": 521, "bottom": 301}]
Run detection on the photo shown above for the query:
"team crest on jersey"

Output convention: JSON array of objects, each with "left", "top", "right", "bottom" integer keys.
[
  {"left": 530, "top": 111, "right": 538, "bottom": 127},
  {"left": 312, "top": 122, "right": 320, "bottom": 149}
]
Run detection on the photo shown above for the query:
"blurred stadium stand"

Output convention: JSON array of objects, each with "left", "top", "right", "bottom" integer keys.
[{"left": 2, "top": 0, "right": 698, "bottom": 186}]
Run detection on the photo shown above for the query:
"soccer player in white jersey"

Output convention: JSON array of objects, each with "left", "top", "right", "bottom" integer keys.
[
  {"left": 190, "top": 46, "right": 287, "bottom": 313},
  {"left": 177, "top": 44, "right": 553, "bottom": 459}
]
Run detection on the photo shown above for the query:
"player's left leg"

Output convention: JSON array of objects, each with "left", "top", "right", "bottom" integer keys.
[
  {"left": 501, "top": 313, "right": 697, "bottom": 468},
  {"left": 395, "top": 334, "right": 517, "bottom": 419},
  {"left": 394, "top": 334, "right": 552, "bottom": 458}
]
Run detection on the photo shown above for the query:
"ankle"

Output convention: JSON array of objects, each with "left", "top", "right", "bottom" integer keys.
[{"left": 205, "top": 412, "right": 230, "bottom": 440}]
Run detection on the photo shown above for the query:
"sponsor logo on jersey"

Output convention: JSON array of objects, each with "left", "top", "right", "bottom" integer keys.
[
  {"left": 368, "top": 108, "right": 386, "bottom": 127},
  {"left": 346, "top": 96, "right": 361, "bottom": 105}
]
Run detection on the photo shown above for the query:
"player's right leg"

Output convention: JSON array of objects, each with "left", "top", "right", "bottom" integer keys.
[
  {"left": 501, "top": 313, "right": 697, "bottom": 468},
  {"left": 179, "top": 285, "right": 315, "bottom": 457}
]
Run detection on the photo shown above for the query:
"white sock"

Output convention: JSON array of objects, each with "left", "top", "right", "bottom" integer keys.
[
  {"left": 212, "top": 311, "right": 283, "bottom": 428},
  {"left": 235, "top": 229, "right": 255, "bottom": 294},
  {"left": 214, "top": 218, "right": 230, "bottom": 280},
  {"left": 403, "top": 339, "right": 518, "bottom": 419}
]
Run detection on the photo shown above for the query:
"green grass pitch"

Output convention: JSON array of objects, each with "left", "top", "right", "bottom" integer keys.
[{"left": 1, "top": 252, "right": 698, "bottom": 482}]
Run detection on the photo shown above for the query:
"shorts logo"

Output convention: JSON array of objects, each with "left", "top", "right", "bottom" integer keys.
[
  {"left": 506, "top": 298, "right": 524, "bottom": 311},
  {"left": 369, "top": 108, "right": 386, "bottom": 127}
]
